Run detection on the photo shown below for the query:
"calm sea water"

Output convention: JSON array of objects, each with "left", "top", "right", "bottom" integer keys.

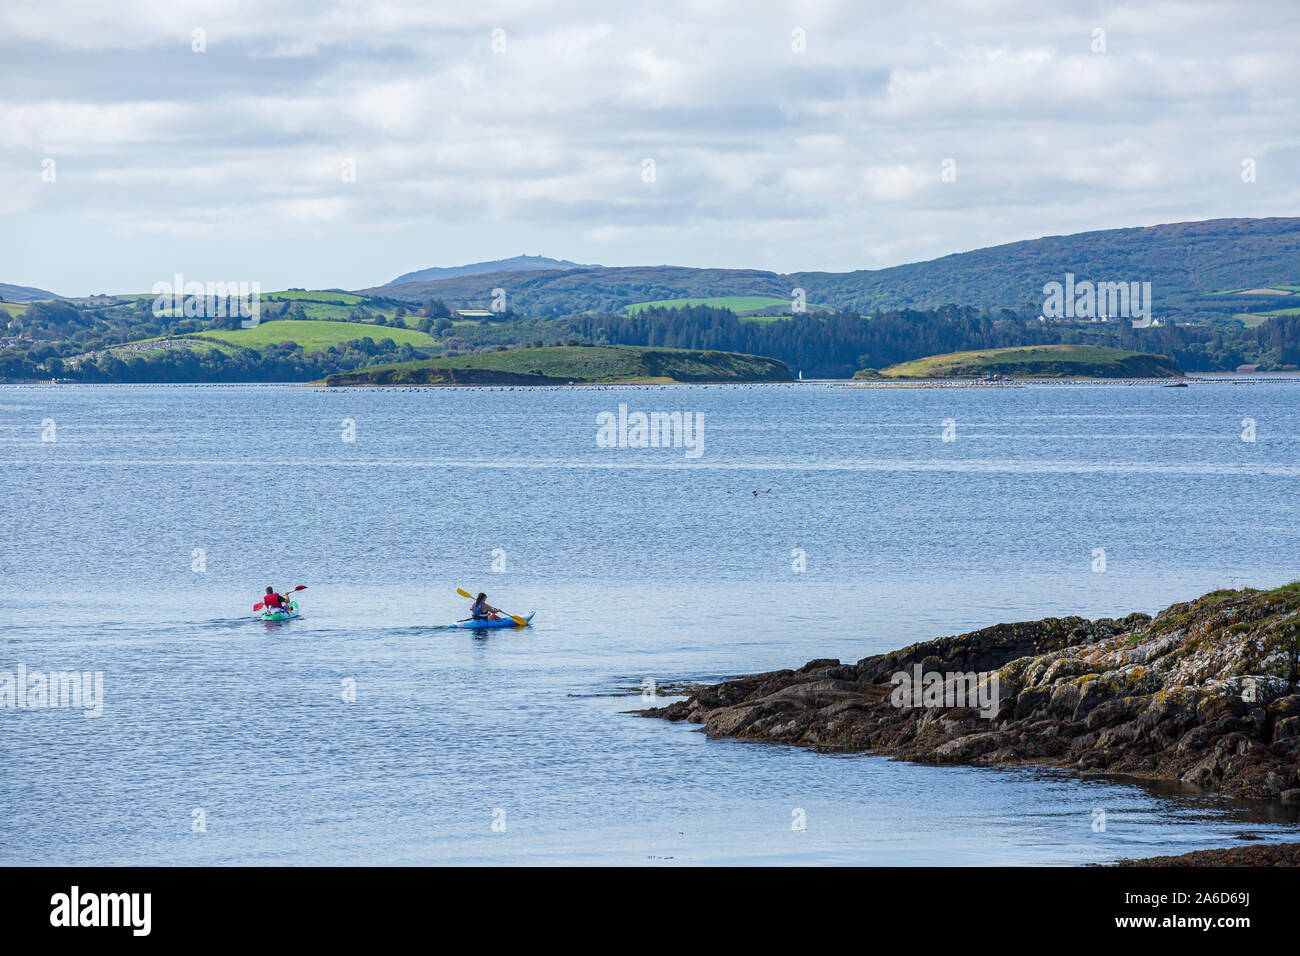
[{"left": 2, "top": 379, "right": 1299, "bottom": 865}]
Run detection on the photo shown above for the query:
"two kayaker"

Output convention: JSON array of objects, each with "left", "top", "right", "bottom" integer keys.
[
  {"left": 254, "top": 586, "right": 514, "bottom": 625},
  {"left": 470, "top": 592, "right": 502, "bottom": 621}
]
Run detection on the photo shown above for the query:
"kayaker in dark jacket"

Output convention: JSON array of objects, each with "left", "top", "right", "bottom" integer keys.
[
  {"left": 263, "top": 587, "right": 285, "bottom": 609},
  {"left": 471, "top": 593, "right": 500, "bottom": 621}
]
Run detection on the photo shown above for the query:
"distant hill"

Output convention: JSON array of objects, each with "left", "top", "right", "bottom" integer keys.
[
  {"left": 368, "top": 218, "right": 1300, "bottom": 318},
  {"left": 320, "top": 344, "right": 792, "bottom": 386},
  {"left": 0, "top": 281, "right": 60, "bottom": 302},
  {"left": 868, "top": 345, "right": 1184, "bottom": 380},
  {"left": 372, "top": 265, "right": 790, "bottom": 315},
  {"left": 385, "top": 255, "right": 598, "bottom": 287},
  {"left": 799, "top": 218, "right": 1300, "bottom": 314}
]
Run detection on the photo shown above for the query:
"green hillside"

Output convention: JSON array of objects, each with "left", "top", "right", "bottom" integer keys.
[
  {"left": 871, "top": 345, "right": 1184, "bottom": 379},
  {"left": 368, "top": 217, "right": 1300, "bottom": 319},
  {"left": 0, "top": 281, "right": 59, "bottom": 303},
  {"left": 321, "top": 345, "right": 792, "bottom": 386},
  {"left": 264, "top": 289, "right": 364, "bottom": 304},
  {"left": 193, "top": 319, "right": 435, "bottom": 351},
  {"left": 371, "top": 265, "right": 791, "bottom": 315},
  {"left": 625, "top": 295, "right": 789, "bottom": 314}
]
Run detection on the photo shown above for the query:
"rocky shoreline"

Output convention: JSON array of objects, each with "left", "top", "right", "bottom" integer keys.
[
  {"left": 641, "top": 584, "right": 1300, "bottom": 803},
  {"left": 1112, "top": 842, "right": 1300, "bottom": 866}
]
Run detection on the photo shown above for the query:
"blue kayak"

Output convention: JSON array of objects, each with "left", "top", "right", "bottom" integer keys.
[{"left": 452, "top": 612, "right": 534, "bottom": 629}]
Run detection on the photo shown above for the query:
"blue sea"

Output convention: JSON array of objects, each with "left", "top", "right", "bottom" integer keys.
[{"left": 2, "top": 379, "right": 1299, "bottom": 864}]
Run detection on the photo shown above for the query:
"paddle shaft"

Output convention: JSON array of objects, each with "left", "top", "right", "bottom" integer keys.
[{"left": 456, "top": 588, "right": 528, "bottom": 626}]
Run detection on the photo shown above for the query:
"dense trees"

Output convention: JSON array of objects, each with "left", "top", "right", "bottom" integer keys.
[
  {"left": 570, "top": 305, "right": 1295, "bottom": 377},
  {"left": 1255, "top": 314, "right": 1300, "bottom": 366},
  {"left": 423, "top": 299, "right": 452, "bottom": 319}
]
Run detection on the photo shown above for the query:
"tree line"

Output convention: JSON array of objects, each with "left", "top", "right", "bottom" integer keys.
[{"left": 568, "top": 305, "right": 1290, "bottom": 376}]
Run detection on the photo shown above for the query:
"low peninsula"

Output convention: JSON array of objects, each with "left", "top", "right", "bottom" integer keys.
[
  {"left": 319, "top": 344, "right": 792, "bottom": 386},
  {"left": 855, "top": 345, "right": 1184, "bottom": 380}
]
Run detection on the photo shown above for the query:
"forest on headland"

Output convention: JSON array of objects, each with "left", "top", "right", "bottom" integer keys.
[{"left": 3, "top": 294, "right": 1298, "bottom": 383}]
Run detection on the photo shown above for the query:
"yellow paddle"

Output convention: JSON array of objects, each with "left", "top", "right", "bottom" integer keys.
[{"left": 456, "top": 588, "right": 529, "bottom": 627}]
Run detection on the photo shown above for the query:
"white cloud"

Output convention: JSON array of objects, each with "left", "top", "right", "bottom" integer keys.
[{"left": 0, "top": 0, "right": 1297, "bottom": 292}]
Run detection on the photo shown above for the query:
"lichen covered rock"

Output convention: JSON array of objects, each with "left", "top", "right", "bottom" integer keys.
[{"left": 642, "top": 584, "right": 1300, "bottom": 800}]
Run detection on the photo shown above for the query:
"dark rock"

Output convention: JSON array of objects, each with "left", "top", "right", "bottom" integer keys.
[
  {"left": 1113, "top": 841, "right": 1300, "bottom": 866},
  {"left": 638, "top": 583, "right": 1300, "bottom": 802}
]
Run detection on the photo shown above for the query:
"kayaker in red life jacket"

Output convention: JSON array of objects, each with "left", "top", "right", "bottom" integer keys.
[
  {"left": 471, "top": 592, "right": 500, "bottom": 621},
  {"left": 263, "top": 587, "right": 285, "bottom": 609}
]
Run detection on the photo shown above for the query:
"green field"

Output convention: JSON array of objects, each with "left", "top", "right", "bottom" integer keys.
[
  {"left": 193, "top": 319, "right": 436, "bottom": 351},
  {"left": 57, "top": 295, "right": 137, "bottom": 307},
  {"left": 625, "top": 296, "right": 790, "bottom": 314},
  {"left": 65, "top": 290, "right": 366, "bottom": 306},
  {"left": 0, "top": 302, "right": 31, "bottom": 320},
  {"left": 871, "top": 345, "right": 1183, "bottom": 379},
  {"left": 110, "top": 290, "right": 383, "bottom": 322},
  {"left": 264, "top": 290, "right": 364, "bottom": 304},
  {"left": 321, "top": 344, "right": 792, "bottom": 386},
  {"left": 1235, "top": 306, "right": 1300, "bottom": 328},
  {"left": 1211, "top": 286, "right": 1298, "bottom": 296},
  {"left": 271, "top": 301, "right": 371, "bottom": 321},
  {"left": 262, "top": 290, "right": 403, "bottom": 322}
]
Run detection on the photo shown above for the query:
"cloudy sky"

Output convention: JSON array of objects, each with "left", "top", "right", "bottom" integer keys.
[{"left": 2, "top": 0, "right": 1297, "bottom": 295}]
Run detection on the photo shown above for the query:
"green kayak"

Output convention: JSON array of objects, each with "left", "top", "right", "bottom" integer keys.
[{"left": 260, "top": 601, "right": 299, "bottom": 622}]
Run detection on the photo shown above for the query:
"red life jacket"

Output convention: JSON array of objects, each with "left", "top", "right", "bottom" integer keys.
[{"left": 264, "top": 593, "right": 283, "bottom": 608}]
